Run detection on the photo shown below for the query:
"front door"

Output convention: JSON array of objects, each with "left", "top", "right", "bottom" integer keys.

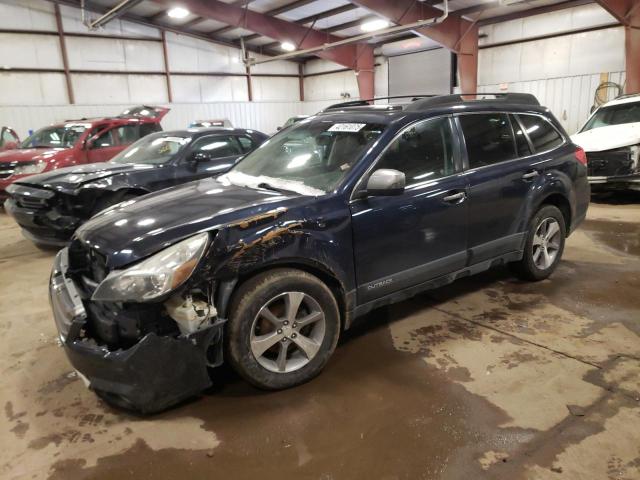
[
  {"left": 86, "top": 128, "right": 124, "bottom": 163},
  {"left": 350, "top": 116, "right": 469, "bottom": 304},
  {"left": 172, "top": 134, "right": 244, "bottom": 184}
]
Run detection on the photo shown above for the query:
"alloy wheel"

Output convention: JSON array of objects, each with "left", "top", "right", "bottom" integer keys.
[
  {"left": 250, "top": 291, "right": 326, "bottom": 373},
  {"left": 532, "top": 217, "right": 561, "bottom": 270}
]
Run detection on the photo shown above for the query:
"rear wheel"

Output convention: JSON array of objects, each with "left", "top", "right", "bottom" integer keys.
[
  {"left": 226, "top": 269, "right": 340, "bottom": 390},
  {"left": 511, "top": 205, "right": 566, "bottom": 281}
]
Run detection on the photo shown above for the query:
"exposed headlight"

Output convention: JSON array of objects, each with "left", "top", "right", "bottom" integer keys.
[
  {"left": 91, "top": 232, "right": 209, "bottom": 302},
  {"left": 13, "top": 162, "right": 47, "bottom": 175}
]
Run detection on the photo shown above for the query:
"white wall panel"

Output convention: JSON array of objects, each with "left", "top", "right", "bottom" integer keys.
[
  {"left": 60, "top": 5, "right": 160, "bottom": 38},
  {"left": 479, "top": 27, "right": 625, "bottom": 85},
  {"left": 65, "top": 37, "right": 165, "bottom": 72},
  {"left": 0, "top": 33, "right": 62, "bottom": 69},
  {"left": 304, "top": 71, "right": 358, "bottom": 101},
  {"left": 71, "top": 74, "right": 167, "bottom": 104},
  {"left": 252, "top": 77, "right": 299, "bottom": 101},
  {"left": 374, "top": 57, "right": 388, "bottom": 98},
  {"left": 0, "top": 0, "right": 56, "bottom": 30},
  {"left": 171, "top": 75, "right": 248, "bottom": 103},
  {"left": 304, "top": 59, "right": 345, "bottom": 75},
  {"left": 0, "top": 72, "right": 67, "bottom": 105},
  {"left": 389, "top": 48, "right": 451, "bottom": 96},
  {"left": 479, "top": 3, "right": 617, "bottom": 45},
  {"left": 251, "top": 54, "right": 299, "bottom": 75},
  {"left": 166, "top": 33, "right": 245, "bottom": 74}
]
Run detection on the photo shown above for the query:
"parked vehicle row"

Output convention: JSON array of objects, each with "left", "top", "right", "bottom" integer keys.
[
  {"left": 0, "top": 106, "right": 169, "bottom": 200},
  {"left": 38, "top": 93, "right": 589, "bottom": 413},
  {"left": 5, "top": 128, "right": 268, "bottom": 246}
]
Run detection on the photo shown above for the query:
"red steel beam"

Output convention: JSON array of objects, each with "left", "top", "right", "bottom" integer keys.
[
  {"left": 349, "top": 0, "right": 478, "bottom": 94},
  {"left": 596, "top": 0, "right": 640, "bottom": 93},
  {"left": 54, "top": 3, "right": 75, "bottom": 104},
  {"left": 151, "top": 0, "right": 375, "bottom": 97}
]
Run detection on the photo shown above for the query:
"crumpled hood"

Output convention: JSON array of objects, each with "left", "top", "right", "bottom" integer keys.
[
  {"left": 0, "top": 147, "right": 70, "bottom": 164},
  {"left": 75, "top": 177, "right": 305, "bottom": 268},
  {"left": 571, "top": 123, "right": 640, "bottom": 152},
  {"left": 14, "top": 162, "right": 156, "bottom": 193}
]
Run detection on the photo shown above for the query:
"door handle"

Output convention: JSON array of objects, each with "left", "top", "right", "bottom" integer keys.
[
  {"left": 442, "top": 191, "right": 466, "bottom": 203},
  {"left": 522, "top": 170, "right": 540, "bottom": 180}
]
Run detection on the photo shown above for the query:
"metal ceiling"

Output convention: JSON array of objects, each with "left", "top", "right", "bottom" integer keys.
[{"left": 58, "top": 0, "right": 597, "bottom": 60}]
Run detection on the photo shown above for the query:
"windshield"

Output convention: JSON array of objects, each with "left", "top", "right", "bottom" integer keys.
[
  {"left": 20, "top": 125, "right": 87, "bottom": 149},
  {"left": 111, "top": 134, "right": 191, "bottom": 165},
  {"left": 582, "top": 101, "right": 640, "bottom": 131},
  {"left": 221, "top": 119, "right": 385, "bottom": 195}
]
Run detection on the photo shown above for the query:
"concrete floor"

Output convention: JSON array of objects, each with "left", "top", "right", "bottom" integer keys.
[{"left": 1, "top": 197, "right": 639, "bottom": 480}]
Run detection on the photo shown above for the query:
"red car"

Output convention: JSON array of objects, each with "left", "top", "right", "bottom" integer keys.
[
  {"left": 0, "top": 106, "right": 169, "bottom": 199},
  {"left": 0, "top": 127, "right": 19, "bottom": 151}
]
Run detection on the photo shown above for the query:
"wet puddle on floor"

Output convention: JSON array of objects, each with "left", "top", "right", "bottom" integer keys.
[{"left": 581, "top": 219, "right": 640, "bottom": 257}]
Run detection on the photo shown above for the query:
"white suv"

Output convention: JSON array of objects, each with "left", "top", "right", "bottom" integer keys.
[{"left": 571, "top": 94, "right": 640, "bottom": 191}]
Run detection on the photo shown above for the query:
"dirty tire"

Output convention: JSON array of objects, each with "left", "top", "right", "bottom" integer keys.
[
  {"left": 511, "top": 204, "right": 566, "bottom": 281},
  {"left": 226, "top": 268, "right": 340, "bottom": 390}
]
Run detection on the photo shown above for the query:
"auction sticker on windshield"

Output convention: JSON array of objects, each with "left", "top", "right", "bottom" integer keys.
[{"left": 328, "top": 123, "right": 366, "bottom": 132}]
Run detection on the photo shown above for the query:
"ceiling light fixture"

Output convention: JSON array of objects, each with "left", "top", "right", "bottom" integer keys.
[
  {"left": 360, "top": 18, "right": 390, "bottom": 32},
  {"left": 167, "top": 7, "right": 190, "bottom": 19},
  {"left": 280, "top": 41, "right": 296, "bottom": 52}
]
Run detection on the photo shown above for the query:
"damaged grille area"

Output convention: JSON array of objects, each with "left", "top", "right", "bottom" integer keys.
[
  {"left": 587, "top": 148, "right": 636, "bottom": 177},
  {"left": 9, "top": 184, "right": 55, "bottom": 209},
  {"left": 67, "top": 240, "right": 180, "bottom": 349},
  {"left": 0, "top": 162, "right": 16, "bottom": 179}
]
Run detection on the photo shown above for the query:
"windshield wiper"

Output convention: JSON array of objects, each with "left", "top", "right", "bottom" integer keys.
[{"left": 257, "top": 182, "right": 296, "bottom": 194}]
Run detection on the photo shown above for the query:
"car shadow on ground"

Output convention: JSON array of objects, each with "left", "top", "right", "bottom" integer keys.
[{"left": 590, "top": 191, "right": 640, "bottom": 205}]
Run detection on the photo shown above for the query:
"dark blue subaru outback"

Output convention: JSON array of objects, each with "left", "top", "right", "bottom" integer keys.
[{"left": 49, "top": 94, "right": 590, "bottom": 412}]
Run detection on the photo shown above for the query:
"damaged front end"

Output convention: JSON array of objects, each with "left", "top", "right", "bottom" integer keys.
[
  {"left": 587, "top": 145, "right": 640, "bottom": 191},
  {"left": 50, "top": 234, "right": 226, "bottom": 413},
  {"left": 5, "top": 183, "right": 83, "bottom": 246}
]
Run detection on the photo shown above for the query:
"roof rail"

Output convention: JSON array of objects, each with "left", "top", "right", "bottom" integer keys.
[
  {"left": 323, "top": 95, "right": 434, "bottom": 112},
  {"left": 405, "top": 93, "right": 540, "bottom": 111}
]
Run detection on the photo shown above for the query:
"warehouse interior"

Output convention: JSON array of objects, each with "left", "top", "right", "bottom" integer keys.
[{"left": 1, "top": 0, "right": 639, "bottom": 478}]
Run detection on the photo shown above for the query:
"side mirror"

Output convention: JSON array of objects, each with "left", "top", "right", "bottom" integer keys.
[
  {"left": 189, "top": 151, "right": 210, "bottom": 163},
  {"left": 364, "top": 169, "right": 405, "bottom": 197}
]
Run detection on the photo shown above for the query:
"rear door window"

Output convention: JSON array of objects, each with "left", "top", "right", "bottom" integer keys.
[
  {"left": 237, "top": 135, "right": 257, "bottom": 153},
  {"left": 516, "top": 114, "right": 563, "bottom": 152},
  {"left": 459, "top": 113, "right": 517, "bottom": 168},
  {"left": 114, "top": 125, "right": 139, "bottom": 145}
]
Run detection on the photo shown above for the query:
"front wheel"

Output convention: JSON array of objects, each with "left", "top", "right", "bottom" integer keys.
[
  {"left": 511, "top": 205, "right": 566, "bottom": 281},
  {"left": 226, "top": 269, "right": 340, "bottom": 390}
]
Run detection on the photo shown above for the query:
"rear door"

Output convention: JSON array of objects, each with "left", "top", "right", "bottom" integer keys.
[
  {"left": 457, "top": 112, "right": 540, "bottom": 264},
  {"left": 350, "top": 116, "right": 469, "bottom": 304}
]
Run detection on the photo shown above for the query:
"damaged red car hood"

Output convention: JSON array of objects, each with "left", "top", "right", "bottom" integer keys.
[{"left": 0, "top": 147, "right": 71, "bottom": 164}]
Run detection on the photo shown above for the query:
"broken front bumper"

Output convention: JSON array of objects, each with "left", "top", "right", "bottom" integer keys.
[
  {"left": 588, "top": 174, "right": 640, "bottom": 191},
  {"left": 50, "top": 248, "right": 223, "bottom": 413},
  {"left": 4, "top": 185, "right": 77, "bottom": 246}
]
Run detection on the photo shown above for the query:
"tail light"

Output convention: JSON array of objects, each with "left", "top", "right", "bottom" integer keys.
[{"left": 575, "top": 146, "right": 587, "bottom": 166}]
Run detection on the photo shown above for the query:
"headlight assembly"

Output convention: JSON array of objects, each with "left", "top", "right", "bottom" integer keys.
[
  {"left": 13, "top": 162, "right": 47, "bottom": 175},
  {"left": 91, "top": 232, "right": 209, "bottom": 302}
]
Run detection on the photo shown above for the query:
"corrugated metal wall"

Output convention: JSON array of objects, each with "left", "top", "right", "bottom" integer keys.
[{"left": 478, "top": 72, "right": 626, "bottom": 134}]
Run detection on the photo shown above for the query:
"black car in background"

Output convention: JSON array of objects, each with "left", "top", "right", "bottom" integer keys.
[{"left": 4, "top": 128, "right": 268, "bottom": 247}]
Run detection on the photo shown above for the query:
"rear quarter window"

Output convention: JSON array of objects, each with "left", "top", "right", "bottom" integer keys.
[{"left": 517, "top": 114, "right": 563, "bottom": 152}]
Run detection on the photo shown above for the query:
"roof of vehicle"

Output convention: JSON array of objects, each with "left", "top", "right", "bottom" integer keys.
[
  {"left": 599, "top": 93, "right": 640, "bottom": 108},
  {"left": 316, "top": 93, "right": 549, "bottom": 123}
]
